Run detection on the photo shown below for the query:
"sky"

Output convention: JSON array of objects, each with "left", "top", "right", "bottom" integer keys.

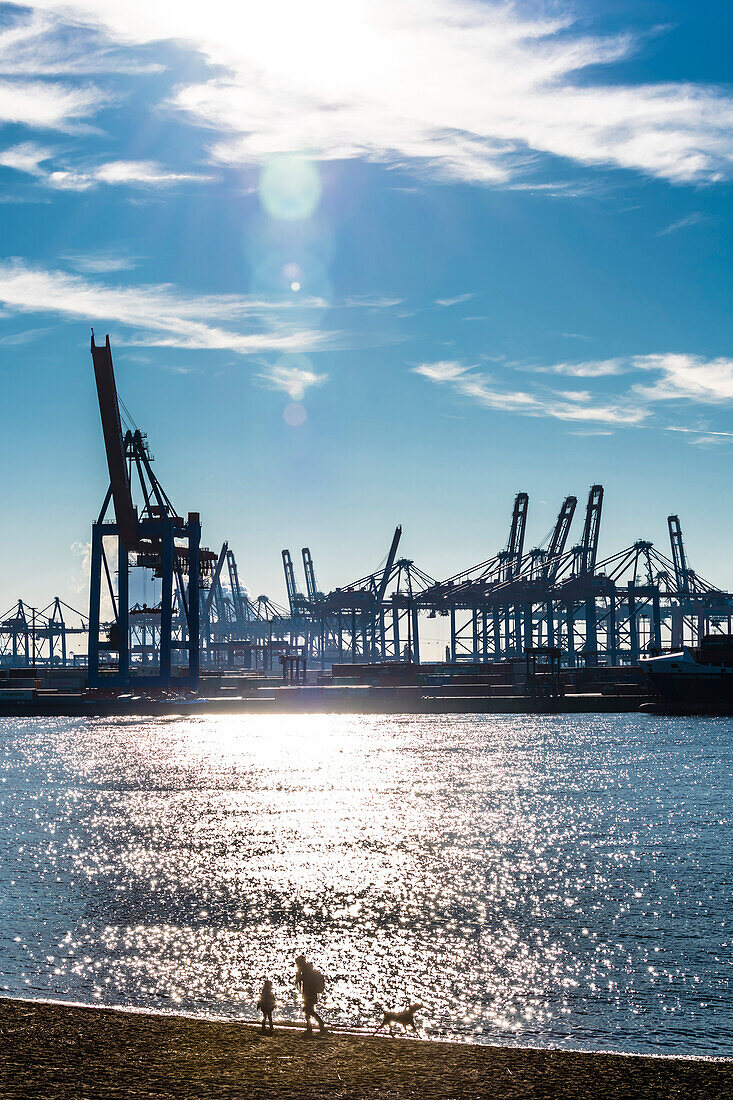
[{"left": 1, "top": 0, "right": 733, "bottom": 626}]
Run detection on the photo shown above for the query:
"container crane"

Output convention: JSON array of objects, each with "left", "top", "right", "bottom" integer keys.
[
  {"left": 282, "top": 549, "right": 299, "bottom": 616},
  {"left": 507, "top": 492, "right": 528, "bottom": 579},
  {"left": 88, "top": 334, "right": 209, "bottom": 689},
  {"left": 668, "top": 515, "right": 691, "bottom": 596},
  {"left": 226, "top": 549, "right": 249, "bottom": 626},
  {"left": 542, "top": 495, "right": 577, "bottom": 648},
  {"left": 90, "top": 335, "right": 138, "bottom": 551},
  {"left": 580, "top": 485, "right": 603, "bottom": 574},
  {"left": 545, "top": 496, "right": 577, "bottom": 581},
  {"left": 302, "top": 547, "right": 319, "bottom": 602},
  {"left": 377, "top": 526, "right": 402, "bottom": 603},
  {"left": 577, "top": 484, "right": 604, "bottom": 664}
]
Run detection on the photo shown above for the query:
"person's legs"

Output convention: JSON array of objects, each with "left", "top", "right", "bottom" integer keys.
[
  {"left": 304, "top": 1000, "right": 315, "bottom": 1033},
  {"left": 267, "top": 1010, "right": 274, "bottom": 1033}
]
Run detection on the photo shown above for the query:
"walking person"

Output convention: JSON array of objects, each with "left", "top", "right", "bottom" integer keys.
[{"left": 295, "top": 954, "right": 327, "bottom": 1036}]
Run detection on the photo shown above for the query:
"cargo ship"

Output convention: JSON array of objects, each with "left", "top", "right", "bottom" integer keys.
[{"left": 641, "top": 634, "right": 733, "bottom": 714}]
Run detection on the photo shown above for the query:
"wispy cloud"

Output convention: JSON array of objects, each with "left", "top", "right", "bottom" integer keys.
[
  {"left": 342, "top": 294, "right": 403, "bottom": 309},
  {"left": 62, "top": 250, "right": 139, "bottom": 273},
  {"left": 656, "top": 212, "right": 709, "bottom": 236},
  {"left": 95, "top": 161, "right": 209, "bottom": 186},
  {"left": 416, "top": 351, "right": 733, "bottom": 428},
  {"left": 0, "top": 8, "right": 162, "bottom": 76},
  {"left": 0, "top": 261, "right": 332, "bottom": 354},
  {"left": 533, "top": 358, "right": 630, "bottom": 378},
  {"left": 434, "top": 293, "right": 475, "bottom": 307},
  {"left": 667, "top": 426, "right": 733, "bottom": 437},
  {"left": 414, "top": 360, "right": 472, "bottom": 383},
  {"left": 0, "top": 79, "right": 103, "bottom": 130},
  {"left": 632, "top": 353, "right": 733, "bottom": 403},
  {"left": 15, "top": 1, "right": 733, "bottom": 188},
  {"left": 0, "top": 144, "right": 208, "bottom": 191},
  {"left": 0, "top": 325, "right": 52, "bottom": 346},
  {"left": 414, "top": 360, "right": 646, "bottom": 426},
  {"left": 257, "top": 361, "right": 328, "bottom": 399}
]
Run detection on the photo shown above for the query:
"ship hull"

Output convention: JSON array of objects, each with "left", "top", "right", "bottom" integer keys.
[{"left": 642, "top": 650, "right": 733, "bottom": 715}]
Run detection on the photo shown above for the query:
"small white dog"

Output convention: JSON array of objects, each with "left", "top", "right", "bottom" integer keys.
[{"left": 374, "top": 1003, "right": 423, "bottom": 1035}]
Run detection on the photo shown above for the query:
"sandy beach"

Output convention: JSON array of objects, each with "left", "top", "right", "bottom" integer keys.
[{"left": 0, "top": 997, "right": 730, "bottom": 1099}]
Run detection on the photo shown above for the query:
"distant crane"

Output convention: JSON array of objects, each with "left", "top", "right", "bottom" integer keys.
[
  {"left": 507, "top": 492, "right": 528, "bottom": 579},
  {"left": 668, "top": 515, "right": 691, "bottom": 596},
  {"left": 580, "top": 485, "right": 603, "bottom": 574},
  {"left": 377, "top": 526, "right": 402, "bottom": 603},
  {"left": 302, "top": 547, "right": 319, "bottom": 602},
  {"left": 545, "top": 496, "right": 577, "bottom": 581},
  {"left": 282, "top": 549, "right": 299, "bottom": 616},
  {"left": 226, "top": 549, "right": 249, "bottom": 625}
]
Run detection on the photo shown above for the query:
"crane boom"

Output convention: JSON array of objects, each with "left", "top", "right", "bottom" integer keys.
[
  {"left": 226, "top": 549, "right": 247, "bottom": 623},
  {"left": 580, "top": 484, "right": 603, "bottom": 573},
  {"left": 507, "top": 492, "right": 528, "bottom": 578},
  {"left": 302, "top": 548, "right": 318, "bottom": 601},
  {"left": 546, "top": 495, "right": 576, "bottom": 580},
  {"left": 668, "top": 515, "right": 691, "bottom": 595},
  {"left": 282, "top": 549, "right": 298, "bottom": 614},
  {"left": 377, "top": 526, "right": 402, "bottom": 602},
  {"left": 204, "top": 542, "right": 228, "bottom": 618},
  {"left": 91, "top": 334, "right": 138, "bottom": 549}
]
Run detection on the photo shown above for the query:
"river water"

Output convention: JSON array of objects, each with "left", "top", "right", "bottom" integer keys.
[{"left": 0, "top": 713, "right": 730, "bottom": 1056}]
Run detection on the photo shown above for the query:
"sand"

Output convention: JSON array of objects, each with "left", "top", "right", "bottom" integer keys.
[{"left": 0, "top": 997, "right": 729, "bottom": 1099}]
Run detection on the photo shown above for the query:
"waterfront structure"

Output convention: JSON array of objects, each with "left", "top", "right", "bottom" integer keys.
[{"left": 86, "top": 335, "right": 215, "bottom": 689}]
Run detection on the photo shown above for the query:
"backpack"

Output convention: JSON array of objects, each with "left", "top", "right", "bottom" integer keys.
[{"left": 311, "top": 969, "right": 325, "bottom": 994}]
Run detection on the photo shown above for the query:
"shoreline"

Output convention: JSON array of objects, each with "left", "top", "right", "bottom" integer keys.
[{"left": 1, "top": 996, "right": 730, "bottom": 1099}]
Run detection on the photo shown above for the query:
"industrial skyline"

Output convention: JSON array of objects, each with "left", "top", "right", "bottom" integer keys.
[{"left": 1, "top": 1, "right": 732, "bottom": 615}]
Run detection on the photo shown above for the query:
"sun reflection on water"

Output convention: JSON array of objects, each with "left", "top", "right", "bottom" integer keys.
[{"left": 0, "top": 713, "right": 730, "bottom": 1054}]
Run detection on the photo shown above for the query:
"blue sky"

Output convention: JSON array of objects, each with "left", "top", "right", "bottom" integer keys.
[{"left": 1, "top": 0, "right": 733, "bottom": 621}]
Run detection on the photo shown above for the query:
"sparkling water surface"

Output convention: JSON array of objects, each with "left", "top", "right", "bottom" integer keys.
[{"left": 0, "top": 713, "right": 730, "bottom": 1056}]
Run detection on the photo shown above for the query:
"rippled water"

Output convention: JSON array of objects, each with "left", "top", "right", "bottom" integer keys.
[{"left": 0, "top": 713, "right": 731, "bottom": 1056}]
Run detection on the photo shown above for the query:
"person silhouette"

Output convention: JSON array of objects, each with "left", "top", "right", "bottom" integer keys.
[
  {"left": 257, "top": 979, "right": 276, "bottom": 1033},
  {"left": 295, "top": 955, "right": 327, "bottom": 1035}
]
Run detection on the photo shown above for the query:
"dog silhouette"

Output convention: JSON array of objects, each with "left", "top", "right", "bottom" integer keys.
[{"left": 375, "top": 1003, "right": 423, "bottom": 1035}]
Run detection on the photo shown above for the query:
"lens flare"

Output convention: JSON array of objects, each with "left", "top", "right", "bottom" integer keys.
[
  {"left": 284, "top": 402, "right": 307, "bottom": 426},
  {"left": 260, "top": 156, "right": 321, "bottom": 221}
]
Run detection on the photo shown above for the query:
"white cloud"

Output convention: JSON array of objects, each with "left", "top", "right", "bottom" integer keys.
[
  {"left": 0, "top": 142, "right": 53, "bottom": 175},
  {"left": 686, "top": 434, "right": 729, "bottom": 447},
  {"left": 0, "top": 261, "right": 331, "bottom": 354},
  {"left": 434, "top": 293, "right": 475, "bottom": 307},
  {"left": 414, "top": 360, "right": 473, "bottom": 383},
  {"left": 417, "top": 350, "right": 733, "bottom": 427},
  {"left": 534, "top": 358, "right": 630, "bottom": 377},
  {"left": 257, "top": 362, "right": 328, "bottom": 400},
  {"left": 632, "top": 353, "right": 733, "bottom": 403},
  {"left": 63, "top": 251, "right": 139, "bottom": 273},
  {"left": 0, "top": 78, "right": 103, "bottom": 129},
  {"left": 0, "top": 8, "right": 162, "bottom": 76},
  {"left": 656, "top": 212, "right": 709, "bottom": 236},
  {"left": 0, "top": 144, "right": 208, "bottom": 190},
  {"left": 342, "top": 294, "right": 403, "bottom": 308},
  {"left": 413, "top": 359, "right": 645, "bottom": 425},
  {"left": 667, "top": 426, "right": 733, "bottom": 437},
  {"left": 20, "top": 0, "right": 733, "bottom": 186},
  {"left": 95, "top": 160, "right": 209, "bottom": 185}
]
